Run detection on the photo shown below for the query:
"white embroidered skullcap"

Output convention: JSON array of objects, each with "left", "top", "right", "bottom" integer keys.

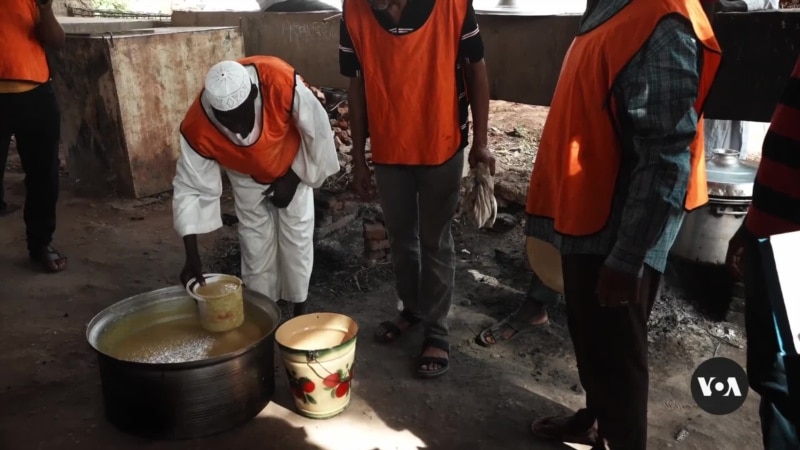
[{"left": 202, "top": 60, "right": 251, "bottom": 112}]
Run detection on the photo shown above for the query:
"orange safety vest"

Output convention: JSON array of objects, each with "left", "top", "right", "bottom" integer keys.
[
  {"left": 0, "top": 0, "right": 49, "bottom": 85},
  {"left": 525, "top": 0, "right": 721, "bottom": 237},
  {"left": 344, "top": 0, "right": 467, "bottom": 166},
  {"left": 180, "top": 56, "right": 302, "bottom": 184}
]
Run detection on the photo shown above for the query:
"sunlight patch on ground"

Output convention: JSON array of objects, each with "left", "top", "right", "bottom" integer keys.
[{"left": 259, "top": 400, "right": 427, "bottom": 450}]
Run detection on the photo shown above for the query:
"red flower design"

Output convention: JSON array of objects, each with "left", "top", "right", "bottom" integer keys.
[{"left": 323, "top": 363, "right": 354, "bottom": 399}]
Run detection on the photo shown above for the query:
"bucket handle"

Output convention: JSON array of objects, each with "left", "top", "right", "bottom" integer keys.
[{"left": 304, "top": 351, "right": 338, "bottom": 380}]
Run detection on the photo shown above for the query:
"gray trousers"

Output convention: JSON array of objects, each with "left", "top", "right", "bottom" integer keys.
[{"left": 373, "top": 150, "right": 464, "bottom": 340}]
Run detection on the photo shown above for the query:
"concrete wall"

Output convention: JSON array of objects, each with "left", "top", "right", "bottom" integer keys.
[
  {"left": 170, "top": 10, "right": 581, "bottom": 105},
  {"left": 172, "top": 11, "right": 345, "bottom": 89},
  {"left": 172, "top": 10, "right": 800, "bottom": 115}
]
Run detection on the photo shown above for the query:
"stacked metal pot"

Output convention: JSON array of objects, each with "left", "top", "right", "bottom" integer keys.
[{"left": 672, "top": 149, "right": 759, "bottom": 265}]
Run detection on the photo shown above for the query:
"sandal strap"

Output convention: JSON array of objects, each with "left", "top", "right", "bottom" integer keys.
[{"left": 423, "top": 337, "right": 450, "bottom": 354}]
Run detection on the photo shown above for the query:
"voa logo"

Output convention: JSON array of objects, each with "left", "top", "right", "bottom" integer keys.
[
  {"left": 696, "top": 376, "right": 743, "bottom": 398},
  {"left": 690, "top": 357, "right": 749, "bottom": 415}
]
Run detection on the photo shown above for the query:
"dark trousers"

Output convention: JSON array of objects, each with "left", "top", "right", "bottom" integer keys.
[
  {"left": 0, "top": 128, "right": 10, "bottom": 208},
  {"left": 744, "top": 236, "right": 800, "bottom": 450},
  {"left": 562, "top": 254, "right": 660, "bottom": 450},
  {"left": 373, "top": 150, "right": 464, "bottom": 340},
  {"left": 0, "top": 82, "right": 61, "bottom": 253}
]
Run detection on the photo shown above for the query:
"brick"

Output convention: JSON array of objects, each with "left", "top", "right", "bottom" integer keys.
[
  {"left": 367, "top": 238, "right": 390, "bottom": 251},
  {"left": 315, "top": 211, "right": 359, "bottom": 240},
  {"left": 363, "top": 220, "right": 387, "bottom": 240}
]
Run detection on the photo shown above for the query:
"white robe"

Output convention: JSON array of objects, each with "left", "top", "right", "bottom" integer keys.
[{"left": 173, "top": 70, "right": 340, "bottom": 303}]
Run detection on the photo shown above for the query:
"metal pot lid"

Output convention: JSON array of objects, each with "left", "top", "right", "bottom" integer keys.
[{"left": 706, "top": 148, "right": 758, "bottom": 198}]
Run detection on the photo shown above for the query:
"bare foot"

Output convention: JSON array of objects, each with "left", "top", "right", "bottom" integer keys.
[{"left": 419, "top": 346, "right": 448, "bottom": 372}]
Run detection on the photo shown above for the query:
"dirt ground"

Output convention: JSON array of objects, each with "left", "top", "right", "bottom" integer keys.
[{"left": 0, "top": 102, "right": 762, "bottom": 450}]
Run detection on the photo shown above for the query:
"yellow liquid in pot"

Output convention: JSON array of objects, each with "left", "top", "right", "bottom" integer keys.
[{"left": 108, "top": 316, "right": 263, "bottom": 364}]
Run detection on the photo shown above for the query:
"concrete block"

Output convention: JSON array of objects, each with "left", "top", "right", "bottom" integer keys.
[{"left": 50, "top": 26, "right": 244, "bottom": 198}]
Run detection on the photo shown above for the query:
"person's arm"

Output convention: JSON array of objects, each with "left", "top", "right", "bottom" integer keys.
[
  {"left": 289, "top": 75, "right": 340, "bottom": 188},
  {"left": 35, "top": 0, "right": 65, "bottom": 50},
  {"left": 173, "top": 136, "right": 224, "bottom": 253},
  {"left": 338, "top": 9, "right": 368, "bottom": 168},
  {"left": 604, "top": 18, "right": 701, "bottom": 275},
  {"left": 461, "top": 2, "right": 489, "bottom": 149}
]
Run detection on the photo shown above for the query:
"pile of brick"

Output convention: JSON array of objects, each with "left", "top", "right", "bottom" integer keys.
[
  {"left": 362, "top": 215, "right": 390, "bottom": 267},
  {"left": 314, "top": 190, "right": 360, "bottom": 240}
]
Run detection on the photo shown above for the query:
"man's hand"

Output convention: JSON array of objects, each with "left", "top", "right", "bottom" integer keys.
[
  {"left": 266, "top": 170, "right": 301, "bottom": 208},
  {"left": 180, "top": 259, "right": 204, "bottom": 288},
  {"left": 596, "top": 265, "right": 641, "bottom": 307},
  {"left": 350, "top": 160, "right": 375, "bottom": 201},
  {"left": 468, "top": 143, "right": 496, "bottom": 176},
  {"left": 726, "top": 225, "right": 747, "bottom": 280}
]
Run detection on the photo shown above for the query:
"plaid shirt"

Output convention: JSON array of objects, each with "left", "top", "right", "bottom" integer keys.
[{"left": 526, "top": 0, "right": 703, "bottom": 275}]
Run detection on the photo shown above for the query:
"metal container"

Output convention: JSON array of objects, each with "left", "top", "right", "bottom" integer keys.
[
  {"left": 50, "top": 27, "right": 245, "bottom": 199},
  {"left": 86, "top": 286, "right": 281, "bottom": 440},
  {"left": 671, "top": 149, "right": 759, "bottom": 265}
]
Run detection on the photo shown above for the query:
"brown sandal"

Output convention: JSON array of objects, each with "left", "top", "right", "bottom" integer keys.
[{"left": 531, "top": 411, "right": 599, "bottom": 446}]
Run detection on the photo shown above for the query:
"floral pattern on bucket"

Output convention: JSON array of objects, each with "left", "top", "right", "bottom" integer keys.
[
  {"left": 322, "top": 363, "right": 353, "bottom": 399},
  {"left": 287, "top": 369, "right": 317, "bottom": 404}
]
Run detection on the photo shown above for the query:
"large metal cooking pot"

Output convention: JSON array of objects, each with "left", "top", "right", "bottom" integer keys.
[
  {"left": 86, "top": 286, "right": 281, "bottom": 440},
  {"left": 671, "top": 149, "right": 758, "bottom": 264}
]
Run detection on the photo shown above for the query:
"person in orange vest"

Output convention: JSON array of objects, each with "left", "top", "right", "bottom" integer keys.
[
  {"left": 340, "top": 0, "right": 494, "bottom": 378},
  {"left": 174, "top": 57, "right": 339, "bottom": 318},
  {"left": 726, "top": 55, "right": 800, "bottom": 450},
  {"left": 525, "top": 0, "right": 721, "bottom": 448},
  {"left": 0, "top": 0, "right": 66, "bottom": 272}
]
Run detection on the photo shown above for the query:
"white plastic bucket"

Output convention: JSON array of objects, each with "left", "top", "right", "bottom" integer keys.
[
  {"left": 185, "top": 273, "right": 245, "bottom": 333},
  {"left": 275, "top": 313, "right": 359, "bottom": 419}
]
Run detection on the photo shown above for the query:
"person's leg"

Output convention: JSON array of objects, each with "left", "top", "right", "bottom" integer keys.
[
  {"left": 478, "top": 272, "right": 558, "bottom": 346},
  {"left": 744, "top": 237, "right": 800, "bottom": 450},
  {"left": 414, "top": 150, "right": 465, "bottom": 375},
  {"left": 532, "top": 254, "right": 602, "bottom": 446},
  {"left": 13, "top": 83, "right": 65, "bottom": 272},
  {"left": 373, "top": 163, "right": 422, "bottom": 340},
  {"left": 228, "top": 172, "right": 280, "bottom": 304},
  {"left": 533, "top": 254, "right": 656, "bottom": 449},
  {"left": 0, "top": 91, "right": 14, "bottom": 213},
  {"left": 0, "top": 129, "right": 13, "bottom": 214},
  {"left": 276, "top": 183, "right": 315, "bottom": 316}
]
